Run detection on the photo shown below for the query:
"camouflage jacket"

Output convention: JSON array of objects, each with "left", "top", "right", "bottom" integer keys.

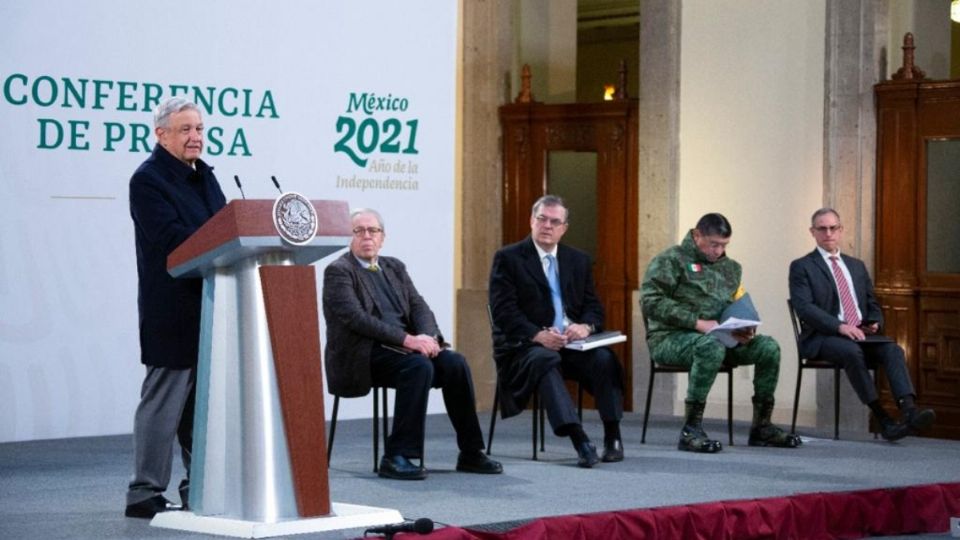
[{"left": 641, "top": 230, "right": 742, "bottom": 344}]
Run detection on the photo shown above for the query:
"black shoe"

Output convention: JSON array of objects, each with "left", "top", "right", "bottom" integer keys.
[
  {"left": 601, "top": 439, "right": 624, "bottom": 462},
  {"left": 678, "top": 425, "right": 722, "bottom": 453},
  {"left": 748, "top": 424, "right": 802, "bottom": 448},
  {"left": 576, "top": 441, "right": 600, "bottom": 468},
  {"left": 378, "top": 455, "right": 427, "bottom": 480},
  {"left": 905, "top": 408, "right": 935, "bottom": 434},
  {"left": 456, "top": 450, "right": 503, "bottom": 474},
  {"left": 125, "top": 495, "right": 182, "bottom": 519},
  {"left": 879, "top": 417, "right": 910, "bottom": 442}
]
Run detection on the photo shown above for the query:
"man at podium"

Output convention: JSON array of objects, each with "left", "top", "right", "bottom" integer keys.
[
  {"left": 322, "top": 208, "right": 502, "bottom": 480},
  {"left": 126, "top": 98, "right": 226, "bottom": 518}
]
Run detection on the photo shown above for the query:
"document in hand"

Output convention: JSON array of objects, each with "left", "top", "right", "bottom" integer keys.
[
  {"left": 565, "top": 330, "right": 627, "bottom": 351},
  {"left": 707, "top": 293, "right": 761, "bottom": 348}
]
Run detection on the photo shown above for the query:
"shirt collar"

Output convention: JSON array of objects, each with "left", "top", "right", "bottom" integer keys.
[
  {"left": 533, "top": 240, "right": 557, "bottom": 261},
  {"left": 816, "top": 246, "right": 841, "bottom": 260},
  {"left": 354, "top": 254, "right": 379, "bottom": 269}
]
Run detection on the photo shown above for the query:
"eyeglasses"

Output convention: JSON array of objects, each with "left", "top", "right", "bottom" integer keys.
[
  {"left": 352, "top": 226, "right": 383, "bottom": 237},
  {"left": 534, "top": 215, "right": 566, "bottom": 227},
  {"left": 812, "top": 225, "right": 842, "bottom": 234}
]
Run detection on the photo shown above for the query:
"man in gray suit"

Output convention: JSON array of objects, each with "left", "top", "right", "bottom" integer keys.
[
  {"left": 322, "top": 208, "right": 501, "bottom": 480},
  {"left": 788, "top": 208, "right": 935, "bottom": 440}
]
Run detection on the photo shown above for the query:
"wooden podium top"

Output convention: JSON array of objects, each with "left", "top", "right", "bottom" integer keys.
[{"left": 167, "top": 199, "right": 352, "bottom": 278}]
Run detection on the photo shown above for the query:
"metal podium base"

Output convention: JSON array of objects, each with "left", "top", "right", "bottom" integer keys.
[{"left": 150, "top": 502, "right": 404, "bottom": 538}]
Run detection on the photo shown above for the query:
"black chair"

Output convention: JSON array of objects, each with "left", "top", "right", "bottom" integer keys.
[
  {"left": 326, "top": 387, "right": 390, "bottom": 472},
  {"left": 485, "top": 305, "right": 583, "bottom": 460},
  {"left": 640, "top": 315, "right": 736, "bottom": 445},
  {"left": 787, "top": 299, "right": 876, "bottom": 440}
]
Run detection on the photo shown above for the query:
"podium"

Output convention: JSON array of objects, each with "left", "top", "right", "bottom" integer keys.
[{"left": 152, "top": 199, "right": 402, "bottom": 537}]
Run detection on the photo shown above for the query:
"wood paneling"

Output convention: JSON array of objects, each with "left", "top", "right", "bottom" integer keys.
[
  {"left": 500, "top": 100, "right": 639, "bottom": 410},
  {"left": 875, "top": 79, "right": 960, "bottom": 440}
]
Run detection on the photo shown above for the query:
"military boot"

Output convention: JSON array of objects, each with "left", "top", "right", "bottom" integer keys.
[
  {"left": 748, "top": 396, "right": 802, "bottom": 448},
  {"left": 678, "top": 400, "right": 722, "bottom": 453}
]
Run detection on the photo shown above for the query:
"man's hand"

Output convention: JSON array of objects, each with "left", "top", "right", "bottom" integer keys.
[
  {"left": 838, "top": 323, "right": 866, "bottom": 341},
  {"left": 403, "top": 334, "right": 442, "bottom": 358},
  {"left": 730, "top": 326, "right": 756, "bottom": 345},
  {"left": 695, "top": 319, "right": 719, "bottom": 334},
  {"left": 533, "top": 328, "right": 568, "bottom": 351},
  {"left": 562, "top": 323, "right": 591, "bottom": 341},
  {"left": 860, "top": 322, "right": 879, "bottom": 335}
]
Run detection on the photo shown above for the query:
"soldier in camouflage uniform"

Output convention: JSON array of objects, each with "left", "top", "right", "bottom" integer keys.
[{"left": 641, "top": 213, "right": 801, "bottom": 452}]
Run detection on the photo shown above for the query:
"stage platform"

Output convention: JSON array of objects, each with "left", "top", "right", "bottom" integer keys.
[{"left": 2, "top": 410, "right": 958, "bottom": 539}]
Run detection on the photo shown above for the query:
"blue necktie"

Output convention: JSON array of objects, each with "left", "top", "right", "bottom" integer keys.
[{"left": 545, "top": 254, "right": 564, "bottom": 330}]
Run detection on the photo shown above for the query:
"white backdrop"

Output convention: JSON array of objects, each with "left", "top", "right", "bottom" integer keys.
[{"left": 0, "top": 1, "right": 458, "bottom": 442}]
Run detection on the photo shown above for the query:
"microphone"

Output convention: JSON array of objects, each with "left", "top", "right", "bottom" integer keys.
[
  {"left": 364, "top": 518, "right": 434, "bottom": 539},
  {"left": 270, "top": 175, "right": 283, "bottom": 194},
  {"left": 234, "top": 175, "right": 246, "bottom": 199}
]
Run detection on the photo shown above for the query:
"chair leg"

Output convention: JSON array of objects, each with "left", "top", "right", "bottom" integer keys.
[
  {"left": 373, "top": 389, "right": 380, "bottom": 472},
  {"left": 833, "top": 367, "right": 840, "bottom": 440},
  {"left": 327, "top": 396, "right": 340, "bottom": 467},
  {"left": 532, "top": 390, "right": 539, "bottom": 461},
  {"left": 487, "top": 386, "right": 499, "bottom": 456},
  {"left": 577, "top": 383, "right": 583, "bottom": 421},
  {"left": 539, "top": 398, "right": 546, "bottom": 452},
  {"left": 791, "top": 366, "right": 803, "bottom": 434},
  {"left": 871, "top": 369, "right": 878, "bottom": 439},
  {"left": 727, "top": 369, "right": 734, "bottom": 446},
  {"left": 641, "top": 368, "right": 656, "bottom": 444}
]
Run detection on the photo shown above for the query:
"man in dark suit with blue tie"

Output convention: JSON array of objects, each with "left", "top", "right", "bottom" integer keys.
[
  {"left": 788, "top": 208, "right": 935, "bottom": 440},
  {"left": 488, "top": 195, "right": 624, "bottom": 468},
  {"left": 126, "top": 98, "right": 227, "bottom": 518},
  {"left": 323, "top": 208, "right": 502, "bottom": 480}
]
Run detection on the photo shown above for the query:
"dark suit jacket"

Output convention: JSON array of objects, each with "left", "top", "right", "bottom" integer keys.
[
  {"left": 322, "top": 251, "right": 442, "bottom": 397},
  {"left": 788, "top": 249, "right": 883, "bottom": 359},
  {"left": 129, "top": 144, "right": 226, "bottom": 368},
  {"left": 488, "top": 237, "right": 604, "bottom": 416}
]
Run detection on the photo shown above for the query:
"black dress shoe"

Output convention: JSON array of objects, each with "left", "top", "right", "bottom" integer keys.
[
  {"left": 378, "top": 455, "right": 427, "bottom": 480},
  {"left": 601, "top": 439, "right": 624, "bottom": 462},
  {"left": 456, "top": 450, "right": 503, "bottom": 474},
  {"left": 576, "top": 441, "right": 600, "bottom": 468},
  {"left": 124, "top": 495, "right": 182, "bottom": 519},
  {"left": 879, "top": 417, "right": 909, "bottom": 442},
  {"left": 905, "top": 407, "right": 935, "bottom": 434}
]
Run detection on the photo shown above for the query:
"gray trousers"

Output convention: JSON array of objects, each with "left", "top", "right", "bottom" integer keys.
[
  {"left": 126, "top": 365, "right": 195, "bottom": 505},
  {"left": 816, "top": 337, "right": 915, "bottom": 405}
]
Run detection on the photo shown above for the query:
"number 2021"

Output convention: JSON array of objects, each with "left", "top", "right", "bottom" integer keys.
[{"left": 334, "top": 116, "right": 419, "bottom": 167}]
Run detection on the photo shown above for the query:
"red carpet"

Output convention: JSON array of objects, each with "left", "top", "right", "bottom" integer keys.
[{"left": 417, "top": 482, "right": 960, "bottom": 540}]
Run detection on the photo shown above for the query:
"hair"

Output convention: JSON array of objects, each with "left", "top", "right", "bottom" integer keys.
[
  {"left": 810, "top": 207, "right": 840, "bottom": 226},
  {"left": 153, "top": 97, "right": 200, "bottom": 129},
  {"left": 531, "top": 194, "right": 569, "bottom": 222},
  {"left": 350, "top": 208, "right": 384, "bottom": 230},
  {"left": 695, "top": 213, "right": 732, "bottom": 238}
]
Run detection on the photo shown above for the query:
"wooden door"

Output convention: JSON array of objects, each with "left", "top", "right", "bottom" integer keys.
[
  {"left": 500, "top": 100, "right": 639, "bottom": 410},
  {"left": 875, "top": 79, "right": 960, "bottom": 440}
]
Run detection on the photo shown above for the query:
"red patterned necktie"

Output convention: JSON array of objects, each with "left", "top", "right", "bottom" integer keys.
[{"left": 829, "top": 256, "right": 860, "bottom": 327}]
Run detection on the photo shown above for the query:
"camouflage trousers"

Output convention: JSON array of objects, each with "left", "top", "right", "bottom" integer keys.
[{"left": 649, "top": 331, "right": 780, "bottom": 403}]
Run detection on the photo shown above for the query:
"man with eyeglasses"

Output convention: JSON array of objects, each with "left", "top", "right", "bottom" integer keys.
[
  {"left": 322, "top": 208, "right": 501, "bottom": 480},
  {"left": 126, "top": 98, "right": 226, "bottom": 518},
  {"left": 789, "top": 208, "right": 934, "bottom": 440},
  {"left": 488, "top": 195, "right": 624, "bottom": 468},
  {"left": 642, "top": 213, "right": 801, "bottom": 453}
]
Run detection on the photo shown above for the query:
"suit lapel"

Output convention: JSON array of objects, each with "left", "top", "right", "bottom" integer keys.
[
  {"left": 348, "top": 254, "right": 383, "bottom": 314},
  {"left": 809, "top": 250, "right": 833, "bottom": 284},
  {"left": 522, "top": 239, "right": 551, "bottom": 292},
  {"left": 378, "top": 259, "right": 409, "bottom": 315}
]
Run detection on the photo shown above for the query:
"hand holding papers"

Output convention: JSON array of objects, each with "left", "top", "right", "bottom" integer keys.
[
  {"left": 565, "top": 330, "right": 627, "bottom": 351},
  {"left": 708, "top": 293, "right": 761, "bottom": 348}
]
